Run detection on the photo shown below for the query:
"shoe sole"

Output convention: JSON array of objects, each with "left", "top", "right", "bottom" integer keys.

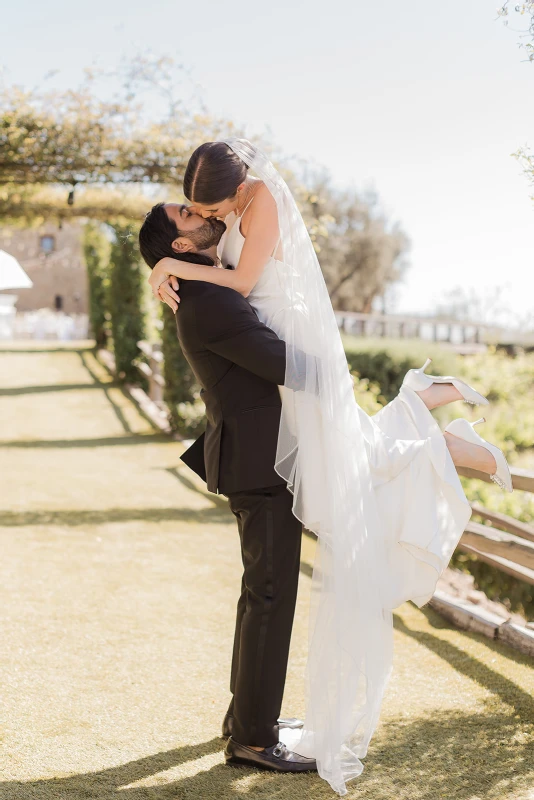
[{"left": 225, "top": 756, "right": 317, "bottom": 773}]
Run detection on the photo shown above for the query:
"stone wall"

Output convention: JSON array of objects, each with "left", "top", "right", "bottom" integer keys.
[{"left": 0, "top": 222, "right": 88, "bottom": 314}]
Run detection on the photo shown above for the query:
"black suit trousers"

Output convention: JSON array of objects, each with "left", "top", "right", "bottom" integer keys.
[{"left": 225, "top": 484, "right": 302, "bottom": 747}]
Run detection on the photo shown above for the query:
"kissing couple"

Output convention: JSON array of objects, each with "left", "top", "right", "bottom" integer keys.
[{"left": 139, "top": 139, "right": 511, "bottom": 796}]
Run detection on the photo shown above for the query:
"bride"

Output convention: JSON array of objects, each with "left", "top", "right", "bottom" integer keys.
[{"left": 148, "top": 139, "right": 512, "bottom": 795}]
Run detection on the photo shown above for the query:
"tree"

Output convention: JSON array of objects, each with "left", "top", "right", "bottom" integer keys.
[
  {"left": 498, "top": 3, "right": 534, "bottom": 194},
  {"left": 108, "top": 224, "right": 147, "bottom": 383},
  {"left": 0, "top": 184, "right": 151, "bottom": 226},
  {"left": 497, "top": 2, "right": 534, "bottom": 61},
  {"left": 82, "top": 223, "right": 111, "bottom": 349},
  {"left": 299, "top": 176, "right": 410, "bottom": 312},
  {"left": 0, "top": 57, "right": 236, "bottom": 225},
  {"left": 0, "top": 62, "right": 233, "bottom": 189}
]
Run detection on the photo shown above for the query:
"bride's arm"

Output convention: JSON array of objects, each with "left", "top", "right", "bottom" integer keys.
[{"left": 150, "top": 187, "right": 279, "bottom": 299}]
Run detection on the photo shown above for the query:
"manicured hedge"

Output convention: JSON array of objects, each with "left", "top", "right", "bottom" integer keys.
[
  {"left": 108, "top": 224, "right": 147, "bottom": 385},
  {"left": 83, "top": 222, "right": 111, "bottom": 349},
  {"left": 342, "top": 335, "right": 461, "bottom": 402},
  {"left": 160, "top": 303, "right": 204, "bottom": 436}
]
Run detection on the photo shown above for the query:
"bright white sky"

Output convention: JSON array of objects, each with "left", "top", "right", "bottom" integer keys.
[{"left": 2, "top": 0, "right": 533, "bottom": 320}]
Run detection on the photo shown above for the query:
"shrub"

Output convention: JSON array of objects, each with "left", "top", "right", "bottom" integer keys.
[
  {"left": 343, "top": 336, "right": 461, "bottom": 402},
  {"left": 160, "top": 303, "right": 204, "bottom": 436},
  {"left": 108, "top": 224, "right": 147, "bottom": 385},
  {"left": 82, "top": 222, "right": 111, "bottom": 349}
]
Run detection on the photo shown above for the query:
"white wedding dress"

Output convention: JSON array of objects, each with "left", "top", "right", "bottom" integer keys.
[
  {"left": 221, "top": 204, "right": 470, "bottom": 609},
  {"left": 218, "top": 140, "right": 472, "bottom": 796}
]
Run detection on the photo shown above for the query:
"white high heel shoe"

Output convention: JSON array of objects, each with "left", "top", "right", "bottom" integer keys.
[
  {"left": 403, "top": 358, "right": 489, "bottom": 406},
  {"left": 444, "top": 417, "right": 513, "bottom": 492}
]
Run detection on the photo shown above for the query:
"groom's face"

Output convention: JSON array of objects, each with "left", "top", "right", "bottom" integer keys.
[{"left": 164, "top": 203, "right": 226, "bottom": 253}]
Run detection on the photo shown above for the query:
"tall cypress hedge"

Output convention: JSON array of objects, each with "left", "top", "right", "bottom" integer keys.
[
  {"left": 160, "top": 303, "right": 204, "bottom": 435},
  {"left": 82, "top": 222, "right": 111, "bottom": 349},
  {"left": 108, "top": 223, "right": 146, "bottom": 383}
]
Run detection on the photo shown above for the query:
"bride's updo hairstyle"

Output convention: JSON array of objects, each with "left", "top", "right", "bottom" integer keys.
[{"left": 184, "top": 142, "right": 249, "bottom": 205}]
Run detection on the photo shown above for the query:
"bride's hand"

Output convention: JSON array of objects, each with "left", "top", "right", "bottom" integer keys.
[
  {"left": 157, "top": 276, "right": 180, "bottom": 313},
  {"left": 149, "top": 259, "right": 180, "bottom": 310}
]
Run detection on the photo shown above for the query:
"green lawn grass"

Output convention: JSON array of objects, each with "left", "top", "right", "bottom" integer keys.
[{"left": 0, "top": 343, "right": 532, "bottom": 800}]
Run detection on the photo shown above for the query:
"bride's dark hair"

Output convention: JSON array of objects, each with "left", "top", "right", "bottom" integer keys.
[{"left": 184, "top": 142, "right": 249, "bottom": 205}]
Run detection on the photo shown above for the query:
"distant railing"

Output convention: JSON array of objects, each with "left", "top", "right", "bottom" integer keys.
[
  {"left": 458, "top": 466, "right": 534, "bottom": 588},
  {"left": 335, "top": 311, "right": 534, "bottom": 349}
]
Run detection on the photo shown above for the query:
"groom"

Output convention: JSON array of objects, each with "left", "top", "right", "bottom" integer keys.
[{"left": 139, "top": 203, "right": 316, "bottom": 774}]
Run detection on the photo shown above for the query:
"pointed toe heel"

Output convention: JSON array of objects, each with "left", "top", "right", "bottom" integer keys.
[
  {"left": 444, "top": 417, "right": 513, "bottom": 493},
  {"left": 403, "top": 358, "right": 489, "bottom": 406}
]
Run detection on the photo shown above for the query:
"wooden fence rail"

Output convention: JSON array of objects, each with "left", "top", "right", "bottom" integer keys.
[{"left": 457, "top": 466, "right": 534, "bottom": 589}]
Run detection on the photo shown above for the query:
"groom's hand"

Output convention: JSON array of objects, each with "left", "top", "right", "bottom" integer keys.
[{"left": 158, "top": 276, "right": 180, "bottom": 313}]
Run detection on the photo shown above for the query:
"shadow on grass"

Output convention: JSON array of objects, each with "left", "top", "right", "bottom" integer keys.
[
  {"left": 165, "top": 466, "right": 315, "bottom": 581},
  {"left": 0, "top": 345, "right": 94, "bottom": 355},
  {"left": 0, "top": 706, "right": 532, "bottom": 800},
  {"left": 164, "top": 466, "right": 229, "bottom": 509},
  {"left": 0, "top": 506, "right": 232, "bottom": 527},
  {"left": 0, "top": 349, "right": 165, "bottom": 447},
  {"left": 0, "top": 382, "right": 113, "bottom": 396},
  {"left": 394, "top": 609, "right": 534, "bottom": 718},
  {"left": 0, "top": 434, "right": 170, "bottom": 448},
  {"left": 78, "top": 350, "right": 135, "bottom": 435}
]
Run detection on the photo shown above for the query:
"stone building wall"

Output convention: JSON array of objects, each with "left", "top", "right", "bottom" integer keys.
[{"left": 0, "top": 222, "right": 88, "bottom": 313}]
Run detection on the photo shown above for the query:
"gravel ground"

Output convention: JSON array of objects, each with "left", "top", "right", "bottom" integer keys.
[{"left": 0, "top": 342, "right": 533, "bottom": 800}]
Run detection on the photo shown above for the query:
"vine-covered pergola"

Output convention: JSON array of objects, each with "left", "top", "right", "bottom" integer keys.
[{"left": 0, "top": 70, "right": 235, "bottom": 224}]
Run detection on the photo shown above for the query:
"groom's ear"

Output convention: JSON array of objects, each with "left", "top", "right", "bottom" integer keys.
[{"left": 171, "top": 237, "right": 194, "bottom": 253}]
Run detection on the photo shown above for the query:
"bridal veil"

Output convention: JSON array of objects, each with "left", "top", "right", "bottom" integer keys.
[{"left": 222, "top": 137, "right": 395, "bottom": 795}]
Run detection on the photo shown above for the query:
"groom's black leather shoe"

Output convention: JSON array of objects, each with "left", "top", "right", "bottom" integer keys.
[
  {"left": 221, "top": 713, "right": 304, "bottom": 739},
  {"left": 224, "top": 737, "right": 317, "bottom": 772}
]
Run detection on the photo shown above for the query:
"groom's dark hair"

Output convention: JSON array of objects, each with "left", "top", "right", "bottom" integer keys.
[{"left": 139, "top": 202, "right": 214, "bottom": 269}]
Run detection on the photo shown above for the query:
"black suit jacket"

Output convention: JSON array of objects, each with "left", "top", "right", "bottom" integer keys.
[{"left": 175, "top": 280, "right": 288, "bottom": 495}]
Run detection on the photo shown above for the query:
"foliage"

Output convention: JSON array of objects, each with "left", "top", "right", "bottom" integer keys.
[
  {"left": 452, "top": 549, "right": 534, "bottom": 619},
  {"left": 299, "top": 176, "right": 410, "bottom": 312},
  {"left": 451, "top": 478, "right": 534, "bottom": 619},
  {"left": 497, "top": 3, "right": 534, "bottom": 199},
  {"left": 512, "top": 143, "right": 534, "bottom": 206},
  {"left": 498, "top": 2, "right": 534, "bottom": 61},
  {"left": 82, "top": 223, "right": 111, "bottom": 349},
  {"left": 0, "top": 76, "right": 230, "bottom": 188},
  {"left": 0, "top": 184, "right": 152, "bottom": 226},
  {"left": 352, "top": 375, "right": 385, "bottom": 415},
  {"left": 438, "top": 348, "right": 534, "bottom": 458},
  {"left": 0, "top": 59, "right": 235, "bottom": 223},
  {"left": 108, "top": 223, "right": 147, "bottom": 384},
  {"left": 159, "top": 304, "right": 204, "bottom": 436},
  {"left": 343, "top": 336, "right": 461, "bottom": 402}
]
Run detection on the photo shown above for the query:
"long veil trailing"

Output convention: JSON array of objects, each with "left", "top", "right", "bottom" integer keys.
[{"left": 222, "top": 138, "right": 395, "bottom": 794}]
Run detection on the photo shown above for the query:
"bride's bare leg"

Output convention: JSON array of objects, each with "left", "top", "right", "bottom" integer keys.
[
  {"left": 444, "top": 431, "right": 497, "bottom": 474},
  {"left": 416, "top": 383, "right": 463, "bottom": 410}
]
